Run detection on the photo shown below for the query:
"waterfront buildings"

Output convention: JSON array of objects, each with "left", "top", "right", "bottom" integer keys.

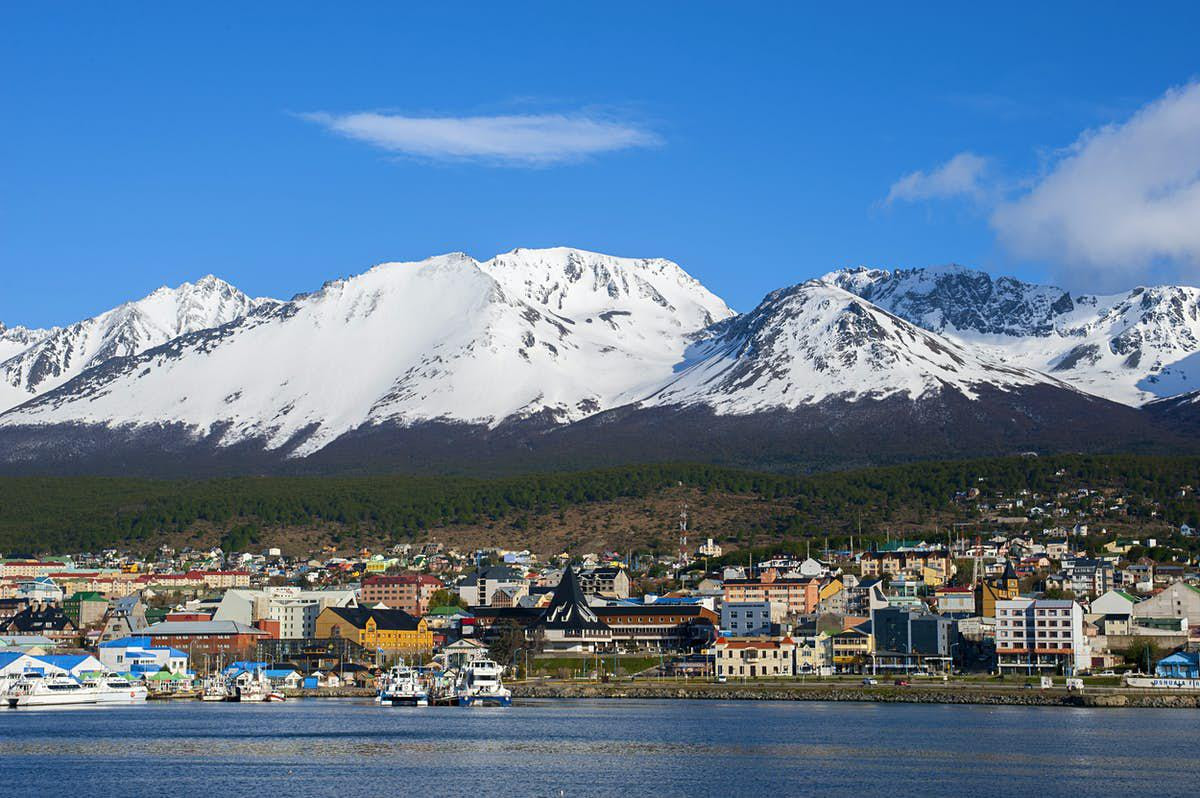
[
  {"left": 709, "top": 636, "right": 797, "bottom": 678},
  {"left": 538, "top": 568, "right": 613, "bottom": 652},
  {"left": 313, "top": 606, "right": 434, "bottom": 657},
  {"left": 995, "top": 598, "right": 1089, "bottom": 674},
  {"left": 145, "top": 620, "right": 270, "bottom": 660},
  {"left": 97, "top": 636, "right": 189, "bottom": 676},
  {"left": 870, "top": 606, "right": 955, "bottom": 672},
  {"left": 594, "top": 604, "right": 718, "bottom": 650}
]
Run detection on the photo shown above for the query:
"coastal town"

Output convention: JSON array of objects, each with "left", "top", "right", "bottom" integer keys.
[{"left": 4, "top": 474, "right": 1200, "bottom": 706}]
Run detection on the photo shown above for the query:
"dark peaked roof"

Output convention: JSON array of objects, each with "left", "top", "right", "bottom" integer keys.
[
  {"left": 325, "top": 606, "right": 421, "bottom": 631},
  {"left": 1001, "top": 559, "right": 1018, "bottom": 581},
  {"left": 540, "top": 568, "right": 609, "bottom": 633}
]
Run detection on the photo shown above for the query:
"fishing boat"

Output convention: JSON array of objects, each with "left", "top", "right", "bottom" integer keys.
[
  {"left": 379, "top": 662, "right": 429, "bottom": 706},
  {"left": 80, "top": 672, "right": 148, "bottom": 703},
  {"left": 200, "top": 674, "right": 229, "bottom": 701},
  {"left": 457, "top": 658, "right": 511, "bottom": 707},
  {"left": 230, "top": 668, "right": 285, "bottom": 702},
  {"left": 6, "top": 674, "right": 98, "bottom": 708}
]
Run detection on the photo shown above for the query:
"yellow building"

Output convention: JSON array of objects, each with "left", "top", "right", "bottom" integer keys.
[
  {"left": 314, "top": 606, "right": 433, "bottom": 657},
  {"left": 977, "top": 560, "right": 1020, "bottom": 618},
  {"left": 830, "top": 624, "right": 874, "bottom": 673}
]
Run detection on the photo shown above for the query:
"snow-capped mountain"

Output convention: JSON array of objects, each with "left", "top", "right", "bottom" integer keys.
[
  {"left": 826, "top": 265, "right": 1200, "bottom": 405},
  {"left": 1, "top": 249, "right": 732, "bottom": 457},
  {"left": 0, "top": 323, "right": 53, "bottom": 364},
  {"left": 0, "top": 250, "right": 1193, "bottom": 475},
  {"left": 644, "top": 280, "right": 1065, "bottom": 412},
  {"left": 0, "top": 275, "right": 270, "bottom": 414}
]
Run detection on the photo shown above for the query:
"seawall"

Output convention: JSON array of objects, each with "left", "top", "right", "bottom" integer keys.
[{"left": 509, "top": 681, "right": 1200, "bottom": 708}]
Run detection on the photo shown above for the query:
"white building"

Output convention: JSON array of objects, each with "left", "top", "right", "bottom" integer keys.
[
  {"left": 97, "top": 636, "right": 188, "bottom": 676},
  {"left": 995, "top": 598, "right": 1089, "bottom": 674},
  {"left": 212, "top": 586, "right": 357, "bottom": 639},
  {"left": 708, "top": 636, "right": 798, "bottom": 679}
]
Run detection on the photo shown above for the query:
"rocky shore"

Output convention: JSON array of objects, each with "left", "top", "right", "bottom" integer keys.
[{"left": 509, "top": 681, "right": 1200, "bottom": 708}]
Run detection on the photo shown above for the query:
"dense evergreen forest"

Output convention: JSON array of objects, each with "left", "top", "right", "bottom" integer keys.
[{"left": 0, "top": 454, "right": 1198, "bottom": 555}]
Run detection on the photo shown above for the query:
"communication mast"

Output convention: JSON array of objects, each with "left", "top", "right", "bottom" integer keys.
[{"left": 678, "top": 500, "right": 689, "bottom": 566}]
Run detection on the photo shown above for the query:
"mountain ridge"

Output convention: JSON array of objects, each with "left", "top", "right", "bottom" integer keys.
[{"left": 1, "top": 249, "right": 1198, "bottom": 475}]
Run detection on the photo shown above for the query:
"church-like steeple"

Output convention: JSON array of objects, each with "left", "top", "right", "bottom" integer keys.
[{"left": 542, "top": 567, "right": 610, "bottom": 633}]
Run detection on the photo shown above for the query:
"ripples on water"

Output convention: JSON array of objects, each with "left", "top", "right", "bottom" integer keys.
[{"left": 1, "top": 699, "right": 1194, "bottom": 797}]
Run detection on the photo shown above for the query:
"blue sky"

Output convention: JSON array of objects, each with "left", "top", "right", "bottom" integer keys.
[{"left": 3, "top": 3, "right": 1200, "bottom": 327}]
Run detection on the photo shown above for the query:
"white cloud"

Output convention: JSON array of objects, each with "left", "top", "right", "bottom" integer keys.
[
  {"left": 885, "top": 152, "right": 990, "bottom": 205},
  {"left": 301, "top": 111, "right": 660, "bottom": 166},
  {"left": 991, "top": 81, "right": 1200, "bottom": 287}
]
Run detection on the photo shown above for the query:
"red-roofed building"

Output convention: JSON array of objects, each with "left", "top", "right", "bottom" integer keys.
[
  {"left": 360, "top": 573, "right": 444, "bottom": 615},
  {"left": 707, "top": 636, "right": 798, "bottom": 678},
  {"left": 185, "top": 571, "right": 252, "bottom": 589}
]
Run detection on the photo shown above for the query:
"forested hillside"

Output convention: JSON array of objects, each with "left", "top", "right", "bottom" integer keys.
[{"left": 0, "top": 455, "right": 1198, "bottom": 556}]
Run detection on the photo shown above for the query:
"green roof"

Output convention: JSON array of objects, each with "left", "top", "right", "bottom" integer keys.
[
  {"left": 429, "top": 606, "right": 465, "bottom": 616},
  {"left": 1115, "top": 589, "right": 1138, "bottom": 603}
]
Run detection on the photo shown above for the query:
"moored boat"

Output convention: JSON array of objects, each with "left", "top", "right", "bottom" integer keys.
[
  {"left": 80, "top": 673, "right": 148, "bottom": 703},
  {"left": 6, "top": 674, "right": 99, "bottom": 708},
  {"left": 379, "top": 662, "right": 429, "bottom": 706},
  {"left": 457, "top": 658, "right": 511, "bottom": 707}
]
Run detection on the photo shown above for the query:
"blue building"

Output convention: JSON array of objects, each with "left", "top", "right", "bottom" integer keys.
[
  {"left": 720, "top": 601, "right": 777, "bottom": 637},
  {"left": 1155, "top": 651, "right": 1199, "bottom": 679}
]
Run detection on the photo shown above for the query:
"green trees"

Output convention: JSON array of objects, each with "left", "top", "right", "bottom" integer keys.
[{"left": 0, "top": 454, "right": 1195, "bottom": 554}]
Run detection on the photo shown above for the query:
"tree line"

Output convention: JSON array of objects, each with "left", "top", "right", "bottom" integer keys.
[{"left": 0, "top": 454, "right": 1197, "bottom": 555}]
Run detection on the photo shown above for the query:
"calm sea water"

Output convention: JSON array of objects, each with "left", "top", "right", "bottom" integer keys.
[{"left": 1, "top": 698, "right": 1196, "bottom": 797}]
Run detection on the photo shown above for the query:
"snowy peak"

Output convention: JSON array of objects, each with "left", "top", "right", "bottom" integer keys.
[
  {"left": 645, "top": 279, "right": 1054, "bottom": 413},
  {"left": 481, "top": 247, "right": 733, "bottom": 329},
  {"left": 0, "top": 275, "right": 270, "bottom": 412},
  {"left": 0, "top": 322, "right": 54, "bottom": 363},
  {"left": 825, "top": 265, "right": 1075, "bottom": 337},
  {"left": 826, "top": 265, "right": 1200, "bottom": 405},
  {"left": 1, "top": 248, "right": 730, "bottom": 458}
]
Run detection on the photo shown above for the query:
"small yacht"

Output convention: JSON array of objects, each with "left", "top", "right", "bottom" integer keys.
[
  {"left": 81, "top": 673, "right": 148, "bottom": 703},
  {"left": 6, "top": 674, "right": 98, "bottom": 708},
  {"left": 457, "top": 659, "right": 511, "bottom": 707},
  {"left": 379, "top": 662, "right": 429, "bottom": 706}
]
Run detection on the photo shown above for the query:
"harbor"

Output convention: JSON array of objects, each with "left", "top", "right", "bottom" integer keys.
[{"left": 4, "top": 698, "right": 1200, "bottom": 798}]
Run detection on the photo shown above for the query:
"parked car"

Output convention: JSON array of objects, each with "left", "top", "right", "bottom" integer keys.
[
  {"left": 861, "top": 678, "right": 878, "bottom": 685},
  {"left": 715, "top": 674, "right": 728, "bottom": 684}
]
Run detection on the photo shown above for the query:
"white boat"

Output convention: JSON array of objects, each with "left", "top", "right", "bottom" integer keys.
[
  {"left": 6, "top": 674, "right": 98, "bottom": 708},
  {"left": 230, "top": 668, "right": 285, "bottom": 702},
  {"left": 457, "top": 658, "right": 512, "bottom": 707},
  {"left": 80, "top": 673, "right": 148, "bottom": 703},
  {"left": 200, "top": 674, "right": 230, "bottom": 701},
  {"left": 379, "top": 663, "right": 429, "bottom": 706}
]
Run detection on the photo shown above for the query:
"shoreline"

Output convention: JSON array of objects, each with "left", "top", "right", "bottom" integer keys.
[
  {"left": 269, "top": 681, "right": 1200, "bottom": 708},
  {"left": 506, "top": 681, "right": 1200, "bottom": 708}
]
